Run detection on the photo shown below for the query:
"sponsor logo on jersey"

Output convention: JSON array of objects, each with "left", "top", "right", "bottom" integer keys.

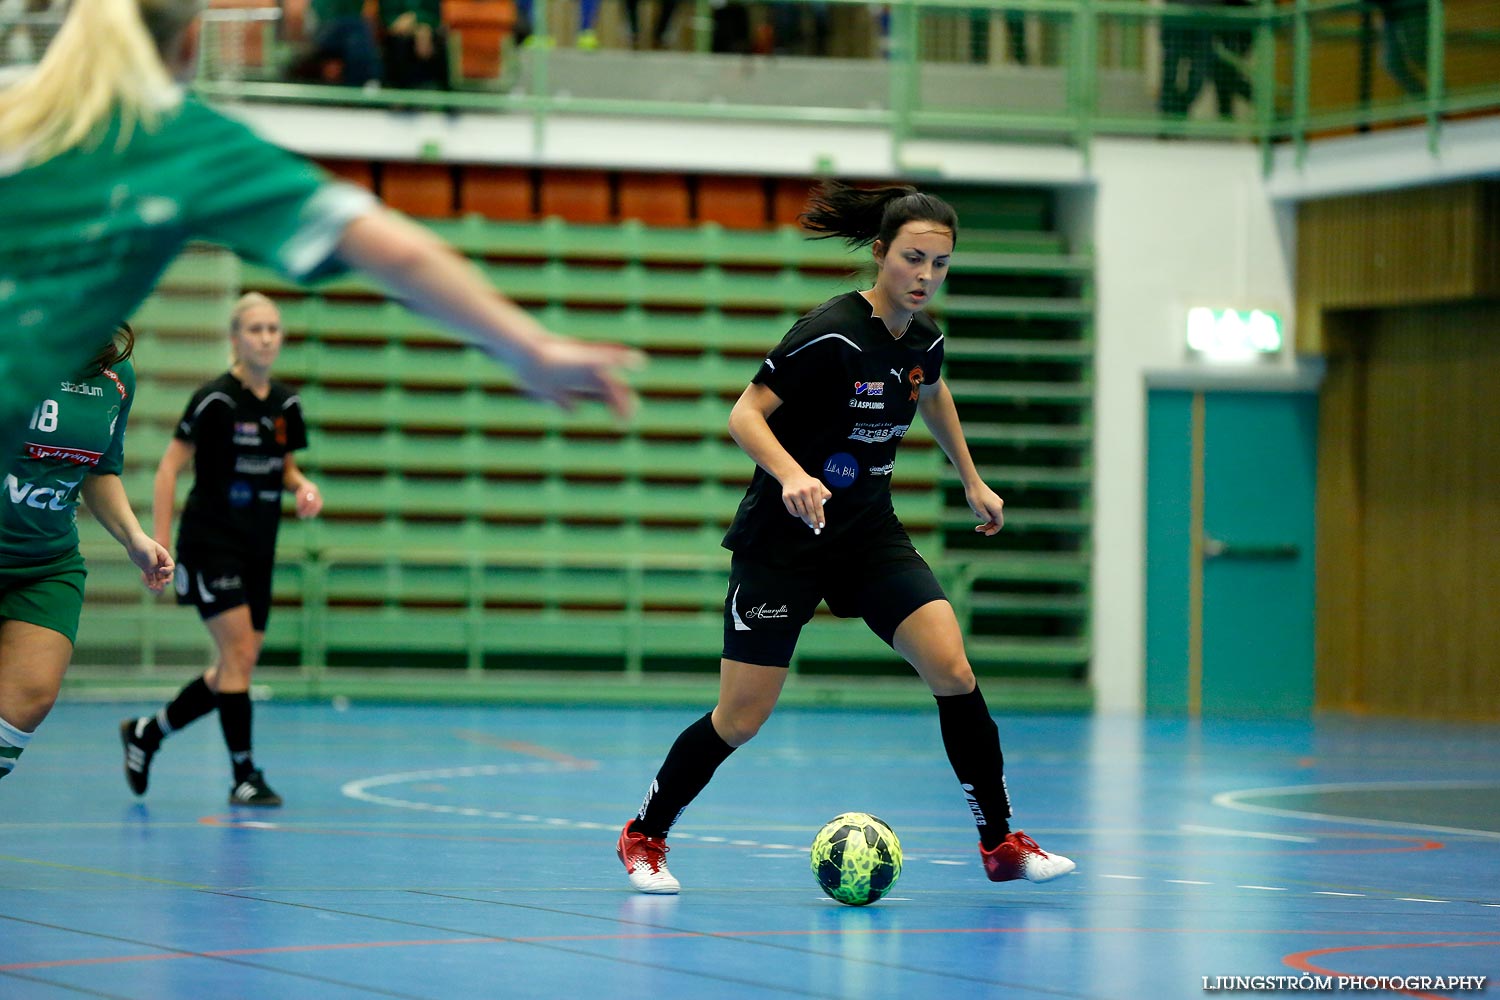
[
  {"left": 59, "top": 380, "right": 103, "bottom": 397},
  {"left": 847, "top": 423, "right": 909, "bottom": 444},
  {"left": 907, "top": 365, "right": 926, "bottom": 401},
  {"left": 867, "top": 461, "right": 896, "bottom": 476},
  {"left": 4, "top": 473, "right": 80, "bottom": 511},
  {"left": 822, "top": 452, "right": 859, "bottom": 489},
  {"left": 890, "top": 367, "right": 905, "bottom": 381},
  {"left": 233, "top": 421, "right": 261, "bottom": 446},
  {"left": 854, "top": 381, "right": 884, "bottom": 396},
  {"left": 228, "top": 480, "right": 254, "bottom": 508},
  {"left": 101, "top": 368, "right": 128, "bottom": 399},
  {"left": 848, "top": 398, "right": 885, "bottom": 410},
  {"left": 235, "top": 455, "right": 285, "bottom": 476},
  {"left": 743, "top": 602, "right": 790, "bottom": 620},
  {"left": 24, "top": 442, "right": 103, "bottom": 466}
]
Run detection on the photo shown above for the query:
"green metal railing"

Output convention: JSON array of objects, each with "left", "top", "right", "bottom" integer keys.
[{"left": 165, "top": 0, "right": 1500, "bottom": 169}]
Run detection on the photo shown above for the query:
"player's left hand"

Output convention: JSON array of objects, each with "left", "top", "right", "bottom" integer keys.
[
  {"left": 504, "top": 337, "right": 646, "bottom": 419},
  {"left": 126, "top": 534, "right": 175, "bottom": 594},
  {"left": 296, "top": 482, "right": 324, "bottom": 519},
  {"left": 965, "top": 482, "right": 1005, "bottom": 537}
]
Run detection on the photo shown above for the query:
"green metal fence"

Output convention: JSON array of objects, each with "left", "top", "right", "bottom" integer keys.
[{"left": 163, "top": 0, "right": 1500, "bottom": 166}]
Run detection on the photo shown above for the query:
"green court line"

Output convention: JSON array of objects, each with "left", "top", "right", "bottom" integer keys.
[
  {"left": 60, "top": 669, "right": 1093, "bottom": 713},
  {"left": 0, "top": 854, "right": 209, "bottom": 889}
]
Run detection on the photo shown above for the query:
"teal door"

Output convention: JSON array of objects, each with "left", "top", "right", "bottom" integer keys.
[{"left": 1146, "top": 388, "right": 1318, "bottom": 716}]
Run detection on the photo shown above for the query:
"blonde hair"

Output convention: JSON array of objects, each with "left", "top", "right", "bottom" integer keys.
[
  {"left": 0, "top": 0, "right": 203, "bottom": 165},
  {"left": 229, "top": 292, "right": 279, "bottom": 335},
  {"left": 227, "top": 292, "right": 279, "bottom": 365}
]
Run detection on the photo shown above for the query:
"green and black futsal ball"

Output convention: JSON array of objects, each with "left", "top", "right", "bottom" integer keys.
[{"left": 810, "top": 812, "right": 903, "bottom": 906}]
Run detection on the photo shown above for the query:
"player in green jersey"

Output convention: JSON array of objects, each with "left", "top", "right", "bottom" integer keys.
[
  {"left": 0, "top": 0, "right": 641, "bottom": 469},
  {"left": 0, "top": 326, "right": 174, "bottom": 784}
]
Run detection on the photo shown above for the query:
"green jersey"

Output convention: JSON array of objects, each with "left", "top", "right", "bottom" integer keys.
[
  {"left": 0, "top": 359, "right": 135, "bottom": 566},
  {"left": 0, "top": 93, "right": 373, "bottom": 466}
]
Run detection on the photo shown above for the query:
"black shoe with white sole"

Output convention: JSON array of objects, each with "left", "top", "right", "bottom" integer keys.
[{"left": 229, "top": 769, "right": 283, "bottom": 807}]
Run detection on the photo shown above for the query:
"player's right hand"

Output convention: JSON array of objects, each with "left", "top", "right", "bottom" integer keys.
[{"left": 781, "top": 472, "right": 831, "bottom": 535}]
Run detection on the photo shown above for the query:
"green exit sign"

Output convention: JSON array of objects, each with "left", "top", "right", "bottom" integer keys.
[{"left": 1185, "top": 308, "right": 1284, "bottom": 359}]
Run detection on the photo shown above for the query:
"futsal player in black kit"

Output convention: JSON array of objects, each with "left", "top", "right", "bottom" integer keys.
[
  {"left": 120, "top": 294, "right": 321, "bottom": 806},
  {"left": 618, "top": 183, "right": 1075, "bottom": 893}
]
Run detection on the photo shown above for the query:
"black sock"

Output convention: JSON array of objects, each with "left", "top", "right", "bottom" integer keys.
[
  {"left": 935, "top": 684, "right": 1013, "bottom": 849},
  {"left": 635, "top": 712, "right": 736, "bottom": 838},
  {"left": 143, "top": 676, "right": 218, "bottom": 748},
  {"left": 216, "top": 691, "right": 256, "bottom": 782}
]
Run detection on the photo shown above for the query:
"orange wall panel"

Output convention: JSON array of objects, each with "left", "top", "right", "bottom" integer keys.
[
  {"left": 383, "top": 163, "right": 456, "bottom": 218},
  {"left": 540, "top": 170, "right": 613, "bottom": 224}
]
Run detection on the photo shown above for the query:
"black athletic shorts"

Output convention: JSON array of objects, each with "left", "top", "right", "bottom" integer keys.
[
  {"left": 174, "top": 550, "right": 275, "bottom": 632},
  {"left": 722, "top": 525, "right": 948, "bottom": 668}
]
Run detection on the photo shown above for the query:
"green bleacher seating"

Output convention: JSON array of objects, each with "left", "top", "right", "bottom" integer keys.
[{"left": 83, "top": 190, "right": 1093, "bottom": 682}]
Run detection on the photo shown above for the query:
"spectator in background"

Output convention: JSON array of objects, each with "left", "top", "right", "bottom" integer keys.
[
  {"left": 1372, "top": 0, "right": 1428, "bottom": 97},
  {"left": 1159, "top": 0, "right": 1250, "bottom": 120},
  {"left": 1210, "top": 0, "right": 1253, "bottom": 118},
  {"left": 771, "top": 0, "right": 829, "bottom": 56},
  {"left": 624, "top": 0, "right": 680, "bottom": 49},
  {"left": 968, "top": 9, "right": 1028, "bottom": 65},
  {"left": 300, "top": 0, "right": 382, "bottom": 86},
  {"left": 712, "top": 0, "right": 753, "bottom": 54},
  {"left": 380, "top": 0, "right": 451, "bottom": 87},
  {"left": 577, "top": 0, "right": 602, "bottom": 48}
]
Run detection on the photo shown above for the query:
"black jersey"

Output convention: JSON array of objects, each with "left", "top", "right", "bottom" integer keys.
[
  {"left": 174, "top": 372, "right": 307, "bottom": 559},
  {"left": 722, "top": 291, "right": 945, "bottom": 562}
]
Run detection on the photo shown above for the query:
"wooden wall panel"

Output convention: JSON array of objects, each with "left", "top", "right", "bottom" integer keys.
[
  {"left": 1297, "top": 180, "right": 1500, "bottom": 354},
  {"left": 1313, "top": 315, "right": 1365, "bottom": 710},
  {"left": 1318, "top": 303, "right": 1500, "bottom": 718}
]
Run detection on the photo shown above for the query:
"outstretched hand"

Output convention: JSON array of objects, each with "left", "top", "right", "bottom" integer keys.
[
  {"left": 127, "top": 533, "right": 176, "bottom": 593},
  {"left": 966, "top": 482, "right": 1006, "bottom": 537},
  {"left": 502, "top": 339, "right": 646, "bottom": 418}
]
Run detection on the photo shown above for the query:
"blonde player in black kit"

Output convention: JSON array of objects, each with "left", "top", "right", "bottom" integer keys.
[
  {"left": 120, "top": 294, "right": 319, "bottom": 806},
  {"left": 617, "top": 183, "right": 1075, "bottom": 893}
]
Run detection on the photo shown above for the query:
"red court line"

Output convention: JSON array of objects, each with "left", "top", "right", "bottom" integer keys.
[
  {"left": 1284, "top": 940, "right": 1500, "bottom": 1000},
  {"left": 450, "top": 731, "right": 597, "bottom": 767},
  {"left": 8, "top": 927, "right": 1499, "bottom": 973}
]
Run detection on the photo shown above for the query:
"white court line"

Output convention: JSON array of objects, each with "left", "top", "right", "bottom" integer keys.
[
  {"left": 341, "top": 764, "right": 780, "bottom": 847},
  {"left": 1178, "top": 824, "right": 1316, "bottom": 843},
  {"left": 1212, "top": 781, "right": 1500, "bottom": 840},
  {"left": 337, "top": 769, "right": 1495, "bottom": 909}
]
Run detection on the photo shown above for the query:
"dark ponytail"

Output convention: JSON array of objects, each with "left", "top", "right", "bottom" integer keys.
[
  {"left": 800, "top": 181, "right": 959, "bottom": 251},
  {"left": 85, "top": 323, "right": 136, "bottom": 377}
]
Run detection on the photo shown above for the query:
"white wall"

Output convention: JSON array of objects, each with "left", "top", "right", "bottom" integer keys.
[{"left": 1076, "top": 140, "right": 1298, "bottom": 713}]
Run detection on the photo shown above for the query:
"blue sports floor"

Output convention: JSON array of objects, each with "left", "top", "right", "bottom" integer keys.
[{"left": 2, "top": 700, "right": 1498, "bottom": 999}]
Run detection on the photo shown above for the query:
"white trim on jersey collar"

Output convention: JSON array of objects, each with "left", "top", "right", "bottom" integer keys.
[
  {"left": 786, "top": 333, "right": 862, "bottom": 357},
  {"left": 190, "top": 391, "right": 236, "bottom": 419}
]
